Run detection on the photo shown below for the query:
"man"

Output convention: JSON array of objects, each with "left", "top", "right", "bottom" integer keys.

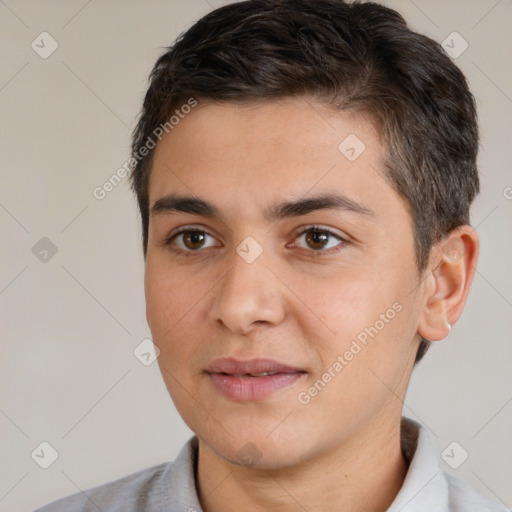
[{"left": 35, "top": 0, "right": 507, "bottom": 510}]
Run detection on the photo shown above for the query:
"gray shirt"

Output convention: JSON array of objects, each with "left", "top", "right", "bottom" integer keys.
[{"left": 34, "top": 417, "right": 508, "bottom": 511}]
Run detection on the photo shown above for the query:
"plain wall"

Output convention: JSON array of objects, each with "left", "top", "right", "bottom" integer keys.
[{"left": 1, "top": 1, "right": 511, "bottom": 510}]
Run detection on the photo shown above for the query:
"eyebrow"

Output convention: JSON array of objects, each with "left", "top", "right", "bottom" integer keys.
[{"left": 150, "top": 192, "right": 374, "bottom": 221}]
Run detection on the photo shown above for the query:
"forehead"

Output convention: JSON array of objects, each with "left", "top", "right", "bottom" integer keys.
[{"left": 149, "top": 97, "right": 396, "bottom": 220}]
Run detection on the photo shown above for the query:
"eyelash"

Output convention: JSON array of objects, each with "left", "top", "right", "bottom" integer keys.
[{"left": 162, "top": 225, "right": 348, "bottom": 257}]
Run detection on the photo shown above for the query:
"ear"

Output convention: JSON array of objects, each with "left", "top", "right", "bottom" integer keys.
[{"left": 417, "top": 225, "right": 479, "bottom": 342}]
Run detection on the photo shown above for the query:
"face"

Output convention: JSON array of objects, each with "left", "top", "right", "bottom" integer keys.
[{"left": 145, "top": 97, "right": 424, "bottom": 469}]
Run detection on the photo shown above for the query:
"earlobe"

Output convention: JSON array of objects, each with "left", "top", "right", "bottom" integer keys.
[{"left": 417, "top": 226, "right": 479, "bottom": 342}]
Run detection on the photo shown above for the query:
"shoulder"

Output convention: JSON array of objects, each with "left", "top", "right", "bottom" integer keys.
[
  {"left": 444, "top": 472, "right": 509, "bottom": 512},
  {"left": 33, "top": 461, "right": 170, "bottom": 512},
  {"left": 33, "top": 436, "right": 200, "bottom": 512},
  {"left": 394, "top": 418, "right": 508, "bottom": 512}
]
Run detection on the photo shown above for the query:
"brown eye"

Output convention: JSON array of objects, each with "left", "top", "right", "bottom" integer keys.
[
  {"left": 305, "top": 229, "right": 329, "bottom": 250},
  {"left": 166, "top": 229, "right": 219, "bottom": 252},
  {"left": 182, "top": 231, "right": 207, "bottom": 250},
  {"left": 294, "top": 227, "right": 345, "bottom": 253}
]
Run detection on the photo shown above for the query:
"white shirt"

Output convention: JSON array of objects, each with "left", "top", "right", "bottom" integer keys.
[{"left": 34, "top": 417, "right": 509, "bottom": 511}]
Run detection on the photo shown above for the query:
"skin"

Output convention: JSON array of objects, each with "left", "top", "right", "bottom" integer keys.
[{"left": 144, "top": 97, "right": 479, "bottom": 512}]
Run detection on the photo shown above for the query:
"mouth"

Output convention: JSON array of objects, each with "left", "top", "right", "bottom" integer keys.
[{"left": 206, "top": 357, "right": 307, "bottom": 402}]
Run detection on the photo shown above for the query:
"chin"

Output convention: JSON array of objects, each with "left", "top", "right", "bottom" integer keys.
[
  {"left": 200, "top": 424, "right": 316, "bottom": 471},
  {"left": 217, "top": 441, "right": 302, "bottom": 470}
]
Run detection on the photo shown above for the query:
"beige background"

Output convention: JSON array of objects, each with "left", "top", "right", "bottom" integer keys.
[{"left": 1, "top": 1, "right": 511, "bottom": 510}]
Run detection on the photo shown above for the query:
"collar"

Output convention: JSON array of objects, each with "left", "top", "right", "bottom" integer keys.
[{"left": 387, "top": 417, "right": 448, "bottom": 511}]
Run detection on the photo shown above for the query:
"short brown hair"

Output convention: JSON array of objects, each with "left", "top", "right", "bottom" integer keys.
[{"left": 130, "top": 0, "right": 479, "bottom": 363}]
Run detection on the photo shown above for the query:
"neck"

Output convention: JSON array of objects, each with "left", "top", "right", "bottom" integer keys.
[{"left": 196, "top": 416, "right": 408, "bottom": 512}]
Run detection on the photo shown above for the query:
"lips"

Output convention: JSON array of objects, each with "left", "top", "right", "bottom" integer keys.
[
  {"left": 207, "top": 357, "right": 302, "bottom": 375},
  {"left": 206, "top": 357, "right": 306, "bottom": 401}
]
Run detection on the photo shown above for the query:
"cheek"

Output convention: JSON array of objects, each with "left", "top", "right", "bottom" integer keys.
[
  {"left": 294, "top": 266, "right": 414, "bottom": 375},
  {"left": 145, "top": 256, "right": 197, "bottom": 327},
  {"left": 144, "top": 258, "right": 223, "bottom": 381},
  {"left": 145, "top": 261, "right": 200, "bottom": 356},
  {"left": 298, "top": 278, "right": 413, "bottom": 421},
  {"left": 292, "top": 273, "right": 392, "bottom": 340}
]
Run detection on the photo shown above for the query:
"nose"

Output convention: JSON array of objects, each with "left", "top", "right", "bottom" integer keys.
[{"left": 209, "top": 250, "right": 286, "bottom": 335}]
